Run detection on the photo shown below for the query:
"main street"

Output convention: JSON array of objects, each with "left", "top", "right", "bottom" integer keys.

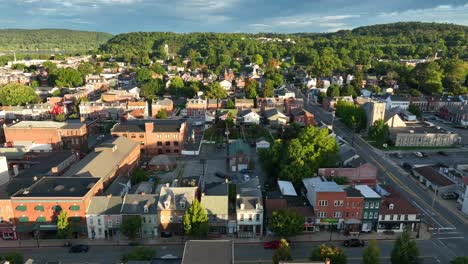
[
  {"left": 0, "top": 240, "right": 446, "bottom": 264},
  {"left": 292, "top": 85, "right": 468, "bottom": 261}
]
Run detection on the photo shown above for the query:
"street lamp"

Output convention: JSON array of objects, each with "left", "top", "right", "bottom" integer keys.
[{"left": 225, "top": 128, "right": 230, "bottom": 170}]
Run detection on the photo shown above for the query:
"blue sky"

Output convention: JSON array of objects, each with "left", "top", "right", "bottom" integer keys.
[{"left": 0, "top": 0, "right": 467, "bottom": 34}]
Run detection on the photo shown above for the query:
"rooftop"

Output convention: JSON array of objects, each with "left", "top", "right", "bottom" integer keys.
[
  {"left": 122, "top": 193, "right": 159, "bottom": 214},
  {"left": 413, "top": 166, "right": 455, "bottom": 187},
  {"left": 7, "top": 120, "right": 83, "bottom": 129},
  {"left": 201, "top": 194, "right": 228, "bottom": 216},
  {"left": 111, "top": 119, "right": 186, "bottom": 133},
  {"left": 182, "top": 240, "right": 233, "bottom": 264},
  {"left": 12, "top": 177, "right": 99, "bottom": 198},
  {"left": 277, "top": 180, "right": 298, "bottom": 196},
  {"left": 354, "top": 185, "right": 381, "bottom": 199},
  {"left": 302, "top": 177, "right": 344, "bottom": 193},
  {"left": 390, "top": 125, "right": 457, "bottom": 135},
  {"left": 344, "top": 186, "right": 364, "bottom": 198},
  {"left": 158, "top": 187, "right": 197, "bottom": 211},
  {"left": 87, "top": 195, "right": 124, "bottom": 215}
]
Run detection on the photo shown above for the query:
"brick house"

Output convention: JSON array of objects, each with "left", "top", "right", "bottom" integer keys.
[
  {"left": 186, "top": 98, "right": 207, "bottom": 117},
  {"left": 343, "top": 187, "right": 364, "bottom": 234},
  {"left": 317, "top": 163, "right": 378, "bottom": 187},
  {"left": 111, "top": 119, "right": 187, "bottom": 156},
  {"left": 157, "top": 186, "right": 197, "bottom": 235},
  {"left": 152, "top": 99, "right": 174, "bottom": 117},
  {"left": 439, "top": 105, "right": 468, "bottom": 126},
  {"left": 235, "top": 99, "right": 254, "bottom": 110},
  {"left": 101, "top": 90, "right": 139, "bottom": 102},
  {"left": 207, "top": 99, "right": 222, "bottom": 111},
  {"left": 284, "top": 98, "right": 304, "bottom": 114},
  {"left": 79, "top": 102, "right": 127, "bottom": 120},
  {"left": 4, "top": 120, "right": 88, "bottom": 153},
  {"left": 290, "top": 108, "right": 315, "bottom": 127}
]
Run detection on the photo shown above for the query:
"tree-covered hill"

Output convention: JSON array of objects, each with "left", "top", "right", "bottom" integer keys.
[{"left": 0, "top": 29, "right": 113, "bottom": 51}]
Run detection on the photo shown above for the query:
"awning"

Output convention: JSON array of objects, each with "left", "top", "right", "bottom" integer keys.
[{"left": 344, "top": 219, "right": 362, "bottom": 225}]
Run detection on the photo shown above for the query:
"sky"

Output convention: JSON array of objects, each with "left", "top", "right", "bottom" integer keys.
[{"left": 0, "top": 0, "right": 467, "bottom": 34}]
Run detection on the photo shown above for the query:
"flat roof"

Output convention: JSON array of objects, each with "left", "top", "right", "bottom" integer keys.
[
  {"left": 302, "top": 178, "right": 344, "bottom": 193},
  {"left": 182, "top": 240, "right": 233, "bottom": 264},
  {"left": 12, "top": 177, "right": 99, "bottom": 198},
  {"left": 278, "top": 180, "right": 298, "bottom": 196},
  {"left": 354, "top": 185, "right": 381, "bottom": 198}
]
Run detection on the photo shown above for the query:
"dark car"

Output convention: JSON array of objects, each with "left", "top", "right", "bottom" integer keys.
[
  {"left": 438, "top": 151, "right": 449, "bottom": 156},
  {"left": 240, "top": 169, "right": 254, "bottom": 174},
  {"left": 441, "top": 192, "right": 458, "bottom": 200},
  {"left": 420, "top": 152, "right": 428, "bottom": 157},
  {"left": 401, "top": 162, "right": 412, "bottom": 170},
  {"left": 69, "top": 245, "right": 89, "bottom": 253},
  {"left": 343, "top": 239, "right": 365, "bottom": 247},
  {"left": 214, "top": 171, "right": 229, "bottom": 180},
  {"left": 161, "top": 232, "right": 172, "bottom": 238}
]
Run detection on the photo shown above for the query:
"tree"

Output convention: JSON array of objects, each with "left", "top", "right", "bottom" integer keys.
[
  {"left": 450, "top": 257, "right": 468, "bottom": 264},
  {"left": 335, "top": 100, "right": 367, "bottom": 132},
  {"left": 244, "top": 80, "right": 258, "bottom": 99},
  {"left": 30, "top": 80, "right": 39, "bottom": 88},
  {"left": 42, "top": 61, "right": 57, "bottom": 73},
  {"left": 363, "top": 240, "right": 380, "bottom": 264},
  {"left": 391, "top": 230, "right": 419, "bottom": 264},
  {"left": 150, "top": 62, "right": 166, "bottom": 75},
  {"left": 120, "top": 215, "right": 142, "bottom": 240},
  {"left": 368, "top": 119, "right": 390, "bottom": 147},
  {"left": 226, "top": 99, "right": 235, "bottom": 109},
  {"left": 205, "top": 82, "right": 227, "bottom": 99},
  {"left": 52, "top": 89, "right": 62, "bottom": 97},
  {"left": 156, "top": 109, "right": 168, "bottom": 119},
  {"left": 121, "top": 247, "right": 156, "bottom": 263},
  {"left": 77, "top": 62, "right": 94, "bottom": 76},
  {"left": 254, "top": 54, "right": 264, "bottom": 65},
  {"left": 54, "top": 113, "right": 66, "bottom": 122},
  {"left": 310, "top": 244, "right": 347, "bottom": 264},
  {"left": 269, "top": 209, "right": 305, "bottom": 237},
  {"left": 0, "top": 252, "right": 23, "bottom": 264},
  {"left": 135, "top": 68, "right": 153, "bottom": 83},
  {"left": 408, "top": 104, "right": 422, "bottom": 118},
  {"left": 272, "top": 239, "right": 292, "bottom": 264},
  {"left": 327, "top": 84, "right": 341, "bottom": 97},
  {"left": 183, "top": 199, "right": 209, "bottom": 238},
  {"left": 169, "top": 77, "right": 185, "bottom": 96},
  {"left": 140, "top": 79, "right": 164, "bottom": 100},
  {"left": 263, "top": 79, "right": 275, "bottom": 97},
  {"left": 50, "top": 68, "right": 83, "bottom": 87},
  {"left": 131, "top": 168, "right": 148, "bottom": 185},
  {"left": 57, "top": 210, "right": 71, "bottom": 238},
  {"left": 0, "top": 83, "right": 39, "bottom": 106},
  {"left": 268, "top": 72, "right": 284, "bottom": 87},
  {"left": 414, "top": 62, "right": 443, "bottom": 94}
]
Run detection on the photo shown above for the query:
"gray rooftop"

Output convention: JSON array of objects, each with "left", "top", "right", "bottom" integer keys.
[
  {"left": 158, "top": 187, "right": 197, "bottom": 211},
  {"left": 182, "top": 240, "right": 233, "bottom": 264},
  {"left": 122, "top": 194, "right": 159, "bottom": 214},
  {"left": 354, "top": 185, "right": 381, "bottom": 199},
  {"left": 302, "top": 177, "right": 344, "bottom": 193},
  {"left": 12, "top": 177, "right": 99, "bottom": 198},
  {"left": 87, "top": 195, "right": 124, "bottom": 215}
]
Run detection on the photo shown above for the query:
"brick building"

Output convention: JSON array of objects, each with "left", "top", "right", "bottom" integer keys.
[
  {"left": 151, "top": 99, "right": 174, "bottom": 117},
  {"left": 284, "top": 98, "right": 304, "bottom": 114},
  {"left": 318, "top": 163, "right": 378, "bottom": 187},
  {"left": 235, "top": 99, "right": 254, "bottom": 110},
  {"left": 439, "top": 105, "right": 468, "bottom": 126},
  {"left": 4, "top": 121, "right": 88, "bottom": 153},
  {"left": 111, "top": 119, "right": 187, "bottom": 156},
  {"left": 343, "top": 187, "right": 364, "bottom": 234},
  {"left": 157, "top": 186, "right": 197, "bottom": 235},
  {"left": 186, "top": 98, "right": 207, "bottom": 117},
  {"left": 290, "top": 108, "right": 315, "bottom": 127}
]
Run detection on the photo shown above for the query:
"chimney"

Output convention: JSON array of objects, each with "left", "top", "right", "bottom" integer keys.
[
  {"left": 325, "top": 258, "right": 331, "bottom": 264},
  {"left": 240, "top": 203, "right": 245, "bottom": 210},
  {"left": 145, "top": 122, "right": 154, "bottom": 132},
  {"left": 165, "top": 182, "right": 170, "bottom": 188}
]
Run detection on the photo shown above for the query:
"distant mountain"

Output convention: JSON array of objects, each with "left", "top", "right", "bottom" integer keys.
[
  {"left": 351, "top": 22, "right": 468, "bottom": 36},
  {"left": 0, "top": 29, "right": 113, "bottom": 51}
]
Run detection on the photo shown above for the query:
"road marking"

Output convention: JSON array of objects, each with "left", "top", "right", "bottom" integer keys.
[
  {"left": 437, "top": 237, "right": 464, "bottom": 240},
  {"left": 235, "top": 256, "right": 436, "bottom": 263}
]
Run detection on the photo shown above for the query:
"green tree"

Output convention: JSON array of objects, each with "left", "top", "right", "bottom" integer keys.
[
  {"left": 169, "top": 77, "right": 185, "bottom": 96},
  {"left": 268, "top": 72, "right": 284, "bottom": 87},
  {"left": 310, "top": 244, "right": 347, "bottom": 264},
  {"left": 391, "top": 230, "right": 419, "bottom": 264},
  {"left": 272, "top": 239, "right": 292, "bottom": 264},
  {"left": 414, "top": 62, "right": 443, "bottom": 94},
  {"left": 150, "top": 62, "right": 166, "bottom": 75},
  {"left": 0, "top": 252, "right": 23, "bottom": 264},
  {"left": 141, "top": 79, "right": 164, "bottom": 100},
  {"left": 120, "top": 215, "right": 142, "bottom": 240},
  {"left": 57, "top": 210, "right": 71, "bottom": 238},
  {"left": 254, "top": 54, "right": 264, "bottom": 65},
  {"left": 408, "top": 104, "right": 422, "bottom": 118},
  {"left": 42, "top": 61, "right": 58, "bottom": 73},
  {"left": 30, "top": 80, "right": 39, "bottom": 88},
  {"left": 135, "top": 68, "right": 153, "bottom": 83},
  {"left": 51, "top": 68, "right": 83, "bottom": 88},
  {"left": 226, "top": 99, "right": 235, "bottom": 109},
  {"left": 263, "top": 79, "right": 275, "bottom": 97},
  {"left": 156, "top": 109, "right": 168, "bottom": 119},
  {"left": 368, "top": 119, "right": 390, "bottom": 146},
  {"left": 363, "top": 240, "right": 380, "bottom": 264},
  {"left": 52, "top": 89, "right": 62, "bottom": 97},
  {"left": 131, "top": 168, "right": 148, "bottom": 185},
  {"left": 327, "top": 84, "right": 341, "bottom": 97},
  {"left": 54, "top": 113, "right": 67, "bottom": 122},
  {"left": 0, "top": 83, "right": 39, "bottom": 106},
  {"left": 244, "top": 80, "right": 258, "bottom": 99},
  {"left": 335, "top": 100, "right": 367, "bottom": 132},
  {"left": 450, "top": 257, "right": 468, "bottom": 264},
  {"left": 121, "top": 247, "right": 156, "bottom": 263},
  {"left": 183, "top": 199, "right": 209, "bottom": 238},
  {"left": 77, "top": 62, "right": 94, "bottom": 76},
  {"left": 342, "top": 84, "right": 357, "bottom": 97},
  {"left": 269, "top": 209, "right": 305, "bottom": 237},
  {"left": 205, "top": 82, "right": 227, "bottom": 99}
]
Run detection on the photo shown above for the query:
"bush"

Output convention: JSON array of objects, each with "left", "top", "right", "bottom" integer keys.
[{"left": 121, "top": 247, "right": 155, "bottom": 262}]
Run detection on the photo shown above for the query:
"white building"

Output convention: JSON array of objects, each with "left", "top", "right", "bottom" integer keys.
[
  {"left": 376, "top": 188, "right": 420, "bottom": 233},
  {"left": 220, "top": 80, "right": 232, "bottom": 90},
  {"left": 236, "top": 178, "right": 263, "bottom": 238},
  {"left": 384, "top": 95, "right": 410, "bottom": 110},
  {"left": 86, "top": 196, "right": 124, "bottom": 239},
  {"left": 238, "top": 109, "right": 261, "bottom": 125}
]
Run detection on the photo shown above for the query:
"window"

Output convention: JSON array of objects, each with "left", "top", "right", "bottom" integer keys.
[
  {"left": 370, "top": 202, "right": 374, "bottom": 209},
  {"left": 333, "top": 212, "right": 342, "bottom": 218},
  {"left": 122, "top": 134, "right": 127, "bottom": 138},
  {"left": 352, "top": 202, "right": 355, "bottom": 208},
  {"left": 169, "top": 216, "right": 174, "bottom": 223},
  {"left": 15, "top": 205, "right": 26, "bottom": 211},
  {"left": 173, "top": 141, "right": 179, "bottom": 146},
  {"left": 165, "top": 141, "right": 170, "bottom": 146},
  {"left": 174, "top": 135, "right": 178, "bottom": 139},
  {"left": 139, "top": 134, "right": 144, "bottom": 139},
  {"left": 374, "top": 202, "right": 380, "bottom": 209},
  {"left": 69, "top": 205, "right": 80, "bottom": 211},
  {"left": 397, "top": 215, "right": 401, "bottom": 220},
  {"left": 34, "top": 205, "right": 44, "bottom": 211},
  {"left": 177, "top": 216, "right": 183, "bottom": 223},
  {"left": 334, "top": 200, "right": 343, "bottom": 207},
  {"left": 52, "top": 205, "right": 62, "bottom": 213},
  {"left": 256, "top": 214, "right": 260, "bottom": 221},
  {"left": 157, "top": 134, "right": 162, "bottom": 139},
  {"left": 157, "top": 141, "right": 162, "bottom": 146},
  {"left": 18, "top": 216, "right": 29, "bottom": 222},
  {"left": 240, "top": 214, "right": 244, "bottom": 221},
  {"left": 390, "top": 215, "right": 394, "bottom": 220},
  {"left": 374, "top": 212, "right": 379, "bottom": 219},
  {"left": 131, "top": 134, "right": 136, "bottom": 138},
  {"left": 160, "top": 216, "right": 165, "bottom": 223},
  {"left": 364, "top": 212, "right": 368, "bottom": 219},
  {"left": 365, "top": 202, "right": 369, "bottom": 208},
  {"left": 89, "top": 219, "right": 94, "bottom": 225},
  {"left": 404, "top": 215, "right": 409, "bottom": 220},
  {"left": 36, "top": 216, "right": 46, "bottom": 222},
  {"left": 318, "top": 212, "right": 327, "bottom": 217},
  {"left": 318, "top": 200, "right": 328, "bottom": 206},
  {"left": 97, "top": 219, "right": 101, "bottom": 225},
  {"left": 166, "top": 134, "right": 170, "bottom": 139},
  {"left": 248, "top": 214, "right": 253, "bottom": 221}
]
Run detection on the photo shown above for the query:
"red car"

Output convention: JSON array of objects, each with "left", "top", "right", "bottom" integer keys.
[{"left": 263, "top": 240, "right": 280, "bottom": 249}]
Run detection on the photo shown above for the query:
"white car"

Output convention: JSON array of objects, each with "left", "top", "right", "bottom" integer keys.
[
  {"left": 243, "top": 174, "right": 250, "bottom": 181},
  {"left": 192, "top": 121, "right": 204, "bottom": 126},
  {"left": 413, "top": 152, "right": 423, "bottom": 158}
]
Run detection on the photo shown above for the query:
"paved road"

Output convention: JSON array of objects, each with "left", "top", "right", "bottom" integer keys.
[
  {"left": 0, "top": 240, "right": 447, "bottom": 264},
  {"left": 291, "top": 84, "right": 468, "bottom": 261}
]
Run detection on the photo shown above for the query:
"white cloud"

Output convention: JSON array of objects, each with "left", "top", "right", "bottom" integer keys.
[{"left": 377, "top": 4, "right": 468, "bottom": 25}]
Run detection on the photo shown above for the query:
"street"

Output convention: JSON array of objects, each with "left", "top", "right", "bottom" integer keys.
[
  {"left": 293, "top": 85, "right": 468, "bottom": 262},
  {"left": 0, "top": 240, "right": 446, "bottom": 264}
]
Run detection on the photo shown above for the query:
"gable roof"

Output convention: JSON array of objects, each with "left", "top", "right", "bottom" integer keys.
[
  {"left": 413, "top": 166, "right": 455, "bottom": 187},
  {"left": 122, "top": 193, "right": 159, "bottom": 214},
  {"left": 157, "top": 187, "right": 197, "bottom": 211},
  {"left": 228, "top": 139, "right": 250, "bottom": 156},
  {"left": 264, "top": 108, "right": 286, "bottom": 119}
]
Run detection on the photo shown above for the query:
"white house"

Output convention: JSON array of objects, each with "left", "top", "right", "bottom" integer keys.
[
  {"left": 220, "top": 80, "right": 232, "bottom": 90},
  {"left": 255, "top": 138, "right": 270, "bottom": 150},
  {"left": 236, "top": 178, "right": 263, "bottom": 238},
  {"left": 86, "top": 196, "right": 123, "bottom": 239},
  {"left": 238, "top": 109, "right": 261, "bottom": 125},
  {"left": 385, "top": 95, "right": 410, "bottom": 110},
  {"left": 376, "top": 188, "right": 420, "bottom": 233}
]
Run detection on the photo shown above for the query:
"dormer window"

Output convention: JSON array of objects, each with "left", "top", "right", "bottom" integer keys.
[
  {"left": 143, "top": 205, "right": 148, "bottom": 213},
  {"left": 180, "top": 201, "right": 185, "bottom": 209},
  {"left": 164, "top": 200, "right": 170, "bottom": 209},
  {"left": 389, "top": 203, "right": 394, "bottom": 210}
]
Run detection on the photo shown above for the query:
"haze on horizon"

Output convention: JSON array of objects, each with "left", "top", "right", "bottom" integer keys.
[{"left": 0, "top": 0, "right": 467, "bottom": 34}]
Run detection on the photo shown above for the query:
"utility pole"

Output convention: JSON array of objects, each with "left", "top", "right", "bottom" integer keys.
[{"left": 225, "top": 122, "right": 230, "bottom": 172}]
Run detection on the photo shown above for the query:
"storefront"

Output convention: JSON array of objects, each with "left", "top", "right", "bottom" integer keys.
[{"left": 0, "top": 226, "right": 17, "bottom": 240}]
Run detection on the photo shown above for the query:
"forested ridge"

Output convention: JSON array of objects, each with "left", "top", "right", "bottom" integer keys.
[{"left": 0, "top": 29, "right": 113, "bottom": 51}]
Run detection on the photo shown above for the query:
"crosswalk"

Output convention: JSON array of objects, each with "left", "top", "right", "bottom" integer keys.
[{"left": 430, "top": 227, "right": 465, "bottom": 240}]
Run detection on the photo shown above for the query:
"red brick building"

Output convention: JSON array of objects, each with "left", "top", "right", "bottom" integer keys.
[
  {"left": 235, "top": 99, "right": 254, "bottom": 110},
  {"left": 284, "top": 98, "right": 304, "bottom": 114},
  {"left": 318, "top": 163, "right": 378, "bottom": 187},
  {"left": 4, "top": 121, "right": 88, "bottom": 153},
  {"left": 111, "top": 119, "right": 187, "bottom": 156},
  {"left": 343, "top": 187, "right": 364, "bottom": 233},
  {"left": 152, "top": 99, "right": 174, "bottom": 117},
  {"left": 290, "top": 108, "right": 315, "bottom": 127},
  {"left": 186, "top": 98, "right": 207, "bottom": 117},
  {"left": 439, "top": 105, "right": 468, "bottom": 126}
]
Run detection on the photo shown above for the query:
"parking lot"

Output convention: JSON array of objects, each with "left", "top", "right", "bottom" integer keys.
[
  {"left": 424, "top": 114, "right": 468, "bottom": 145},
  {"left": 387, "top": 150, "right": 468, "bottom": 167}
]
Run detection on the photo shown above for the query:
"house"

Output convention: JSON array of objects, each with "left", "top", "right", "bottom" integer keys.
[
  {"left": 228, "top": 139, "right": 250, "bottom": 172},
  {"left": 413, "top": 166, "right": 456, "bottom": 194},
  {"left": 255, "top": 137, "right": 270, "bottom": 150},
  {"left": 384, "top": 95, "right": 410, "bottom": 110},
  {"left": 207, "top": 99, "right": 222, "bottom": 110},
  {"left": 186, "top": 98, "right": 207, "bottom": 117},
  {"left": 238, "top": 109, "right": 261, "bottom": 125},
  {"left": 220, "top": 80, "right": 232, "bottom": 90},
  {"left": 101, "top": 90, "right": 139, "bottom": 102},
  {"left": 86, "top": 195, "right": 124, "bottom": 239},
  {"left": 376, "top": 186, "right": 421, "bottom": 233},
  {"left": 79, "top": 102, "right": 127, "bottom": 120},
  {"left": 384, "top": 111, "right": 407, "bottom": 128},
  {"left": 284, "top": 98, "right": 304, "bottom": 114},
  {"left": 122, "top": 193, "right": 160, "bottom": 238},
  {"left": 410, "top": 96, "right": 428, "bottom": 112},
  {"left": 290, "top": 108, "right": 315, "bottom": 127},
  {"left": 4, "top": 120, "right": 88, "bottom": 153},
  {"left": 148, "top": 154, "right": 177, "bottom": 171},
  {"left": 358, "top": 99, "right": 386, "bottom": 128},
  {"left": 182, "top": 240, "right": 233, "bottom": 264},
  {"left": 318, "top": 163, "right": 378, "bottom": 187},
  {"left": 111, "top": 119, "right": 187, "bottom": 156},
  {"left": 157, "top": 186, "right": 197, "bottom": 235},
  {"left": 439, "top": 105, "right": 468, "bottom": 126},
  {"left": 354, "top": 185, "right": 381, "bottom": 232},
  {"left": 236, "top": 178, "right": 263, "bottom": 238},
  {"left": 234, "top": 99, "right": 254, "bottom": 110},
  {"left": 201, "top": 183, "right": 229, "bottom": 234},
  {"left": 342, "top": 187, "right": 364, "bottom": 234},
  {"left": 205, "top": 111, "right": 216, "bottom": 123},
  {"left": 0, "top": 104, "right": 53, "bottom": 121},
  {"left": 390, "top": 126, "right": 460, "bottom": 147},
  {"left": 152, "top": 99, "right": 174, "bottom": 117},
  {"left": 258, "top": 98, "right": 284, "bottom": 112},
  {"left": 264, "top": 108, "right": 288, "bottom": 127}
]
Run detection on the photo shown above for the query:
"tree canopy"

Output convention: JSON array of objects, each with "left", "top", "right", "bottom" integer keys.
[
  {"left": 368, "top": 119, "right": 390, "bottom": 147},
  {"left": 391, "top": 230, "right": 419, "bottom": 264},
  {"left": 50, "top": 68, "right": 84, "bottom": 88},
  {"left": 57, "top": 210, "right": 71, "bottom": 239},
  {"left": 335, "top": 100, "right": 367, "bottom": 132},
  {"left": 363, "top": 240, "right": 380, "bottom": 264},
  {"left": 0, "top": 83, "right": 39, "bottom": 106},
  {"left": 272, "top": 239, "right": 292, "bottom": 264},
  {"left": 269, "top": 209, "right": 305, "bottom": 237},
  {"left": 450, "top": 257, "right": 468, "bottom": 264},
  {"left": 205, "top": 82, "right": 228, "bottom": 99},
  {"left": 310, "top": 244, "right": 347, "bottom": 264},
  {"left": 120, "top": 215, "right": 142, "bottom": 240},
  {"left": 140, "top": 79, "right": 164, "bottom": 100},
  {"left": 183, "top": 199, "right": 209, "bottom": 238}
]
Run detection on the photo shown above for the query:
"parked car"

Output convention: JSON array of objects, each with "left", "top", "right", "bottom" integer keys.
[
  {"left": 343, "top": 239, "right": 365, "bottom": 247},
  {"left": 69, "top": 245, "right": 89, "bottom": 253},
  {"left": 413, "top": 152, "right": 424, "bottom": 158},
  {"left": 401, "top": 162, "right": 412, "bottom": 170},
  {"left": 441, "top": 192, "right": 458, "bottom": 200},
  {"left": 391, "top": 153, "right": 403, "bottom": 158},
  {"left": 161, "top": 232, "right": 172, "bottom": 238},
  {"left": 240, "top": 169, "right": 254, "bottom": 174},
  {"left": 215, "top": 171, "right": 229, "bottom": 180},
  {"left": 438, "top": 151, "right": 449, "bottom": 156},
  {"left": 263, "top": 240, "right": 280, "bottom": 249},
  {"left": 420, "top": 152, "right": 428, "bottom": 157}
]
